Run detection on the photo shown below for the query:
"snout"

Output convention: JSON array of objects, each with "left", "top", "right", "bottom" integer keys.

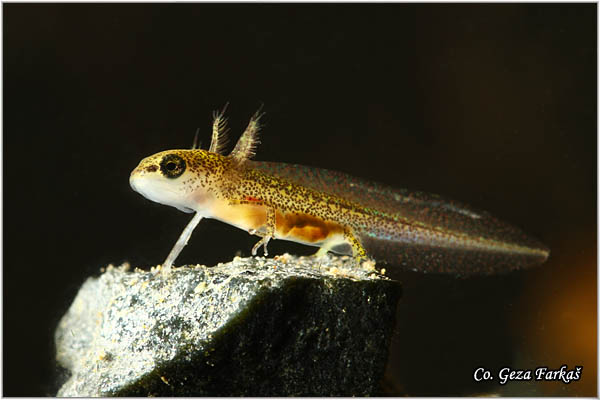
[
  {"left": 129, "top": 172, "right": 139, "bottom": 193},
  {"left": 129, "top": 164, "right": 145, "bottom": 193}
]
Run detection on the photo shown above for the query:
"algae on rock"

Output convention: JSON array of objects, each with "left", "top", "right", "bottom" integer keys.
[{"left": 55, "top": 254, "right": 401, "bottom": 396}]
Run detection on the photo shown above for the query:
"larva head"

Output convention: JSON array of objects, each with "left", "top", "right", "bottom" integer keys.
[{"left": 129, "top": 149, "right": 225, "bottom": 214}]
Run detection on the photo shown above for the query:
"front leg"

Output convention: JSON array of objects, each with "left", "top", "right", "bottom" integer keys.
[
  {"left": 313, "top": 241, "right": 335, "bottom": 257},
  {"left": 227, "top": 198, "right": 276, "bottom": 257},
  {"left": 162, "top": 212, "right": 204, "bottom": 273},
  {"left": 251, "top": 206, "right": 276, "bottom": 256}
]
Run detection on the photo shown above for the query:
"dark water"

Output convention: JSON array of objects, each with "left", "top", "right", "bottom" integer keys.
[{"left": 4, "top": 4, "right": 596, "bottom": 396}]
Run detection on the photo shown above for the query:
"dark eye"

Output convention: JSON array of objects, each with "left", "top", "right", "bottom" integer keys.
[{"left": 159, "top": 154, "right": 186, "bottom": 179}]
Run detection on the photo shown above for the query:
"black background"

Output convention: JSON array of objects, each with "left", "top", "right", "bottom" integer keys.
[{"left": 4, "top": 4, "right": 597, "bottom": 396}]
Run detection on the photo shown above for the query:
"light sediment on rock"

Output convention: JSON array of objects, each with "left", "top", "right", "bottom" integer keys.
[{"left": 55, "top": 254, "right": 401, "bottom": 396}]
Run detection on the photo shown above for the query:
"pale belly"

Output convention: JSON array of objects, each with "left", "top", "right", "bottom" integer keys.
[{"left": 208, "top": 200, "right": 347, "bottom": 250}]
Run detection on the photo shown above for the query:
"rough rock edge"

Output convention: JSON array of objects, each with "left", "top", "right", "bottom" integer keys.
[{"left": 55, "top": 254, "right": 400, "bottom": 396}]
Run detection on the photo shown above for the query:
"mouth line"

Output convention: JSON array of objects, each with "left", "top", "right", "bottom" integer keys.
[{"left": 130, "top": 176, "right": 184, "bottom": 202}]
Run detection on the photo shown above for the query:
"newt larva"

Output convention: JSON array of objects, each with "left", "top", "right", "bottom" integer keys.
[{"left": 130, "top": 107, "right": 549, "bottom": 275}]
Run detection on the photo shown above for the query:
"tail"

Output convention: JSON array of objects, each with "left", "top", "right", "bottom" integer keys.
[{"left": 356, "top": 213, "right": 549, "bottom": 276}]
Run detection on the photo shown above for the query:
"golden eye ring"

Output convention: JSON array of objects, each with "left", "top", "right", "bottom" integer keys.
[{"left": 159, "top": 154, "right": 186, "bottom": 179}]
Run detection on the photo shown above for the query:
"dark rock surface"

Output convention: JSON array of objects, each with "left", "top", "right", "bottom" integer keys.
[{"left": 55, "top": 254, "right": 401, "bottom": 396}]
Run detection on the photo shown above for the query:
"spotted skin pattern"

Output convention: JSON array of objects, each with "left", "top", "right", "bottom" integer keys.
[{"left": 130, "top": 114, "right": 549, "bottom": 275}]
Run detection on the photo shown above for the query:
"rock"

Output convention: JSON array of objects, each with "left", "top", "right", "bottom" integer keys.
[{"left": 55, "top": 254, "right": 401, "bottom": 396}]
